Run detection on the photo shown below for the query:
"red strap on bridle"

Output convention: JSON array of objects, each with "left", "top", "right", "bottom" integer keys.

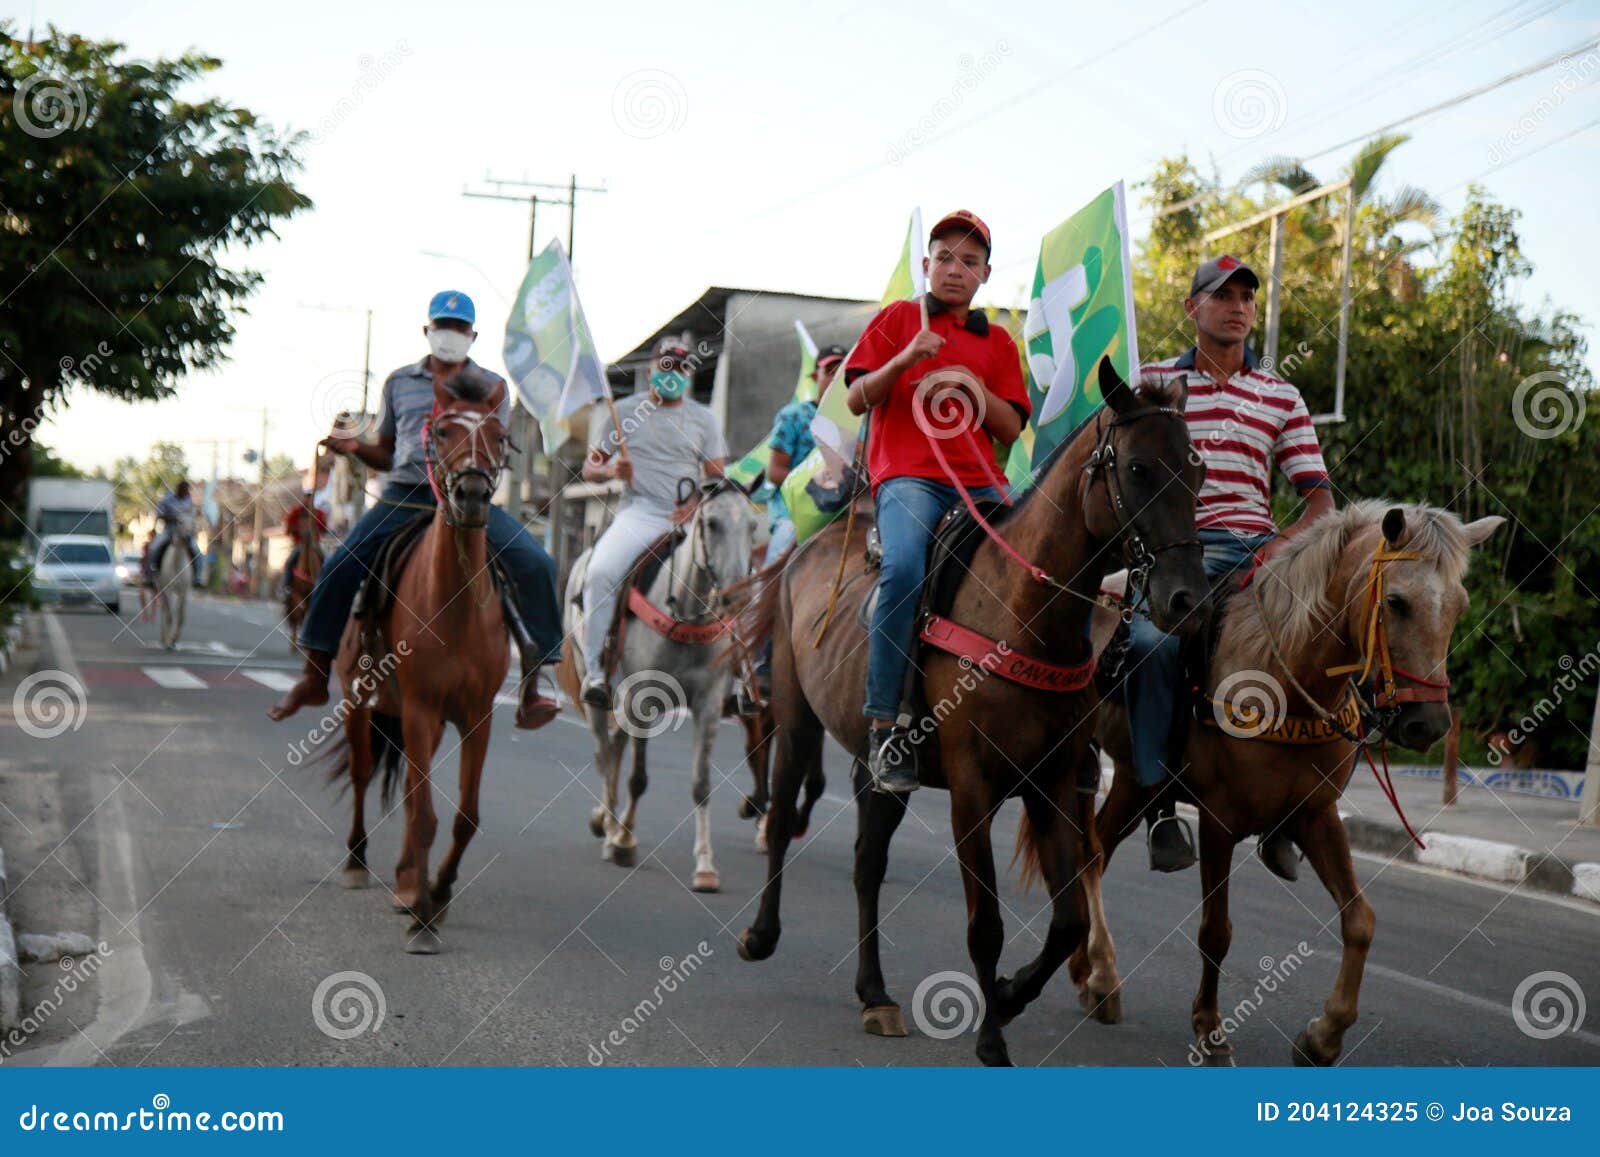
[
  {"left": 922, "top": 426, "right": 1062, "bottom": 588},
  {"left": 626, "top": 587, "right": 734, "bottom": 646}
]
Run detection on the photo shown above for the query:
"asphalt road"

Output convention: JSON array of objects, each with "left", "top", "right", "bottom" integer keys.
[{"left": 3, "top": 596, "right": 1597, "bottom": 1067}]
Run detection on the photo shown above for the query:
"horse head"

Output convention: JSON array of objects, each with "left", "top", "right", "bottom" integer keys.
[
  {"left": 429, "top": 367, "right": 510, "bottom": 529},
  {"left": 681, "top": 475, "right": 759, "bottom": 612},
  {"left": 1082, "top": 358, "right": 1208, "bottom": 633},
  {"left": 1338, "top": 503, "right": 1504, "bottom": 750}
]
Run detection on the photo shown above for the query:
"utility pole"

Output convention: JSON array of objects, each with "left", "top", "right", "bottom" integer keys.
[
  {"left": 251, "top": 407, "right": 269, "bottom": 598},
  {"left": 462, "top": 174, "right": 607, "bottom": 259}
]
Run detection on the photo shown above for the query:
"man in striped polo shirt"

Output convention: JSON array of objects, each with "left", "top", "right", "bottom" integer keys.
[{"left": 1127, "top": 255, "right": 1334, "bottom": 877}]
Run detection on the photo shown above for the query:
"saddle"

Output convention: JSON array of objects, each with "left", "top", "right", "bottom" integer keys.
[{"left": 588, "top": 527, "right": 684, "bottom": 679}]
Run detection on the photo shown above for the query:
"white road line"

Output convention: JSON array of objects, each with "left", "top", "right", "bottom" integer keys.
[
  {"left": 141, "top": 666, "right": 207, "bottom": 690},
  {"left": 240, "top": 669, "right": 296, "bottom": 692}
]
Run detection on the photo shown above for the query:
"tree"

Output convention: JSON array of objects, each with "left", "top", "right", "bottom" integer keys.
[
  {"left": 0, "top": 26, "right": 311, "bottom": 536},
  {"left": 109, "top": 440, "right": 190, "bottom": 532}
]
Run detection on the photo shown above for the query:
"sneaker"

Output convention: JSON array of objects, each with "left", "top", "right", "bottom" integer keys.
[
  {"left": 581, "top": 676, "right": 612, "bottom": 710},
  {"left": 1257, "top": 831, "right": 1299, "bottom": 881},
  {"left": 1146, "top": 813, "right": 1197, "bottom": 872},
  {"left": 866, "top": 726, "right": 918, "bottom": 794}
]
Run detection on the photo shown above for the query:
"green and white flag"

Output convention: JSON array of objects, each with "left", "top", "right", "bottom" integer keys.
[
  {"left": 726, "top": 320, "right": 819, "bottom": 493},
  {"left": 1005, "top": 181, "right": 1139, "bottom": 489},
  {"left": 782, "top": 208, "right": 923, "bottom": 543},
  {"left": 502, "top": 239, "right": 607, "bottom": 454}
]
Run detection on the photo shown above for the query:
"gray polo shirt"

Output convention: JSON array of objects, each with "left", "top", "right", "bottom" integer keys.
[
  {"left": 589, "top": 392, "right": 726, "bottom": 513},
  {"left": 377, "top": 357, "right": 511, "bottom": 487}
]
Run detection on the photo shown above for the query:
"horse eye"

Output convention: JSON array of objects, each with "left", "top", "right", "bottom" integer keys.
[
  {"left": 1385, "top": 593, "right": 1409, "bottom": 617},
  {"left": 1128, "top": 461, "right": 1149, "bottom": 482}
]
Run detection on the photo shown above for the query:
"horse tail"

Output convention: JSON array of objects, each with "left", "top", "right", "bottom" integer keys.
[
  {"left": 731, "top": 548, "right": 790, "bottom": 658},
  {"left": 555, "top": 633, "right": 583, "bottom": 709},
  {"left": 372, "top": 711, "right": 405, "bottom": 809},
  {"left": 1011, "top": 811, "right": 1043, "bottom": 894}
]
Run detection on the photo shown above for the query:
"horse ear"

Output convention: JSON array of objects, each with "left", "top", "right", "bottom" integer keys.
[
  {"left": 1381, "top": 506, "right": 1406, "bottom": 547},
  {"left": 1461, "top": 515, "right": 1506, "bottom": 547},
  {"left": 1099, "top": 358, "right": 1135, "bottom": 415}
]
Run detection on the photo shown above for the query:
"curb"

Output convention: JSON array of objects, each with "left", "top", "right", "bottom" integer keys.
[{"left": 0, "top": 614, "right": 38, "bottom": 1033}]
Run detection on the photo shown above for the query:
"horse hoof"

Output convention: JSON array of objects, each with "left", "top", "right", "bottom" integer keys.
[
  {"left": 404, "top": 926, "right": 441, "bottom": 955},
  {"left": 1291, "top": 1029, "right": 1335, "bottom": 1067},
  {"left": 976, "top": 1039, "right": 1014, "bottom": 1067},
  {"left": 340, "top": 868, "right": 370, "bottom": 890},
  {"left": 589, "top": 810, "right": 606, "bottom": 838},
  {"left": 863, "top": 1005, "right": 907, "bottom": 1037},
  {"left": 793, "top": 827, "right": 808, "bottom": 840},
  {"left": 692, "top": 870, "right": 720, "bottom": 893},
  {"left": 735, "top": 928, "right": 774, "bottom": 962},
  {"left": 737, "top": 797, "right": 757, "bottom": 820},
  {"left": 1080, "top": 986, "right": 1123, "bottom": 1025},
  {"left": 610, "top": 844, "right": 635, "bottom": 868},
  {"left": 1201, "top": 1045, "right": 1237, "bottom": 1067},
  {"left": 754, "top": 831, "right": 768, "bottom": 853}
]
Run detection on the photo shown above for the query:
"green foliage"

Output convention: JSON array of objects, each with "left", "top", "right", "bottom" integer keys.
[
  {"left": 1136, "top": 147, "right": 1598, "bottom": 768},
  {"left": 110, "top": 440, "right": 190, "bottom": 530},
  {"left": 0, "top": 25, "right": 310, "bottom": 534}
]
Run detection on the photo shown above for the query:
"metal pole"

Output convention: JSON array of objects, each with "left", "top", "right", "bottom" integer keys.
[
  {"left": 360, "top": 308, "right": 373, "bottom": 413},
  {"left": 1264, "top": 212, "right": 1284, "bottom": 369},
  {"left": 251, "top": 408, "right": 268, "bottom": 598},
  {"left": 567, "top": 174, "right": 577, "bottom": 256},
  {"left": 1333, "top": 184, "right": 1355, "bottom": 420},
  {"left": 528, "top": 195, "right": 538, "bottom": 261},
  {"left": 1581, "top": 679, "right": 1600, "bottom": 826}
]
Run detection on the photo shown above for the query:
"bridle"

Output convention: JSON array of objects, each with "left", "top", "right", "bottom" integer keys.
[
  {"left": 422, "top": 408, "right": 511, "bottom": 527},
  {"left": 664, "top": 476, "right": 745, "bottom": 624}
]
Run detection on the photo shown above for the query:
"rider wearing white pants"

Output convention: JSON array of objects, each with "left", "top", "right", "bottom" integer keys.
[{"left": 580, "top": 337, "right": 727, "bottom": 708}]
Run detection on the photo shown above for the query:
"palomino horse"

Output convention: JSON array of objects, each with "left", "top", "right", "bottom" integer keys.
[
  {"left": 558, "top": 477, "right": 758, "bottom": 891},
  {"left": 155, "top": 510, "right": 193, "bottom": 650},
  {"left": 736, "top": 362, "right": 1208, "bottom": 1065},
  {"left": 329, "top": 367, "right": 512, "bottom": 954},
  {"left": 285, "top": 503, "right": 323, "bottom": 652},
  {"left": 1069, "top": 501, "right": 1504, "bottom": 1064}
]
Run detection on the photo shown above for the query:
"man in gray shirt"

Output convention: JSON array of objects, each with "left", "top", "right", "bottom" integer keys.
[
  {"left": 267, "top": 289, "right": 563, "bottom": 730},
  {"left": 578, "top": 336, "right": 726, "bottom": 707}
]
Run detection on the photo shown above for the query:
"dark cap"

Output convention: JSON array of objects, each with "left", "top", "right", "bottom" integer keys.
[
  {"left": 1190, "top": 255, "right": 1260, "bottom": 296},
  {"left": 815, "top": 344, "right": 847, "bottom": 370},
  {"left": 929, "top": 209, "right": 992, "bottom": 258}
]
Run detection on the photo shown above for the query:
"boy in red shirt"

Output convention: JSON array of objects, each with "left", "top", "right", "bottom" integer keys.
[{"left": 845, "top": 210, "right": 1030, "bottom": 792}]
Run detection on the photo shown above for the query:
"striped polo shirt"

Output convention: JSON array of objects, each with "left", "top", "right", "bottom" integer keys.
[{"left": 1140, "top": 346, "right": 1330, "bottom": 536}]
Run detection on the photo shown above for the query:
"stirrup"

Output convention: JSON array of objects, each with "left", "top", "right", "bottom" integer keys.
[{"left": 1146, "top": 813, "right": 1197, "bottom": 872}]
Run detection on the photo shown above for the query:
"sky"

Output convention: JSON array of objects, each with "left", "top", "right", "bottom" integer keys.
[{"left": 13, "top": 0, "right": 1600, "bottom": 477}]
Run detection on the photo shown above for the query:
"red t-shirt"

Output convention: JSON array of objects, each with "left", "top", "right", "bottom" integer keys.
[{"left": 847, "top": 297, "right": 1029, "bottom": 492}]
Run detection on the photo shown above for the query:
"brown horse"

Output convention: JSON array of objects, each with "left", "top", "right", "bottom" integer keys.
[
  {"left": 735, "top": 361, "right": 1208, "bottom": 1065},
  {"left": 285, "top": 503, "right": 323, "bottom": 651},
  {"left": 330, "top": 368, "right": 513, "bottom": 955},
  {"left": 1068, "top": 501, "right": 1504, "bottom": 1064}
]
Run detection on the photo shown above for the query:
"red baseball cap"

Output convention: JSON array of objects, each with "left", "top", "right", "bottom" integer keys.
[{"left": 929, "top": 209, "right": 992, "bottom": 258}]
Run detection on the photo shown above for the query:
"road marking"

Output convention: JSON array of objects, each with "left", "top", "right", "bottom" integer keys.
[
  {"left": 140, "top": 666, "right": 207, "bottom": 690},
  {"left": 1363, "top": 962, "right": 1600, "bottom": 1051},
  {"left": 241, "top": 669, "right": 296, "bottom": 692}
]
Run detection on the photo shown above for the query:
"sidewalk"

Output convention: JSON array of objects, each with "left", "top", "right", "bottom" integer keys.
[
  {"left": 1339, "top": 765, "right": 1600, "bottom": 904},
  {"left": 0, "top": 614, "right": 38, "bottom": 1032}
]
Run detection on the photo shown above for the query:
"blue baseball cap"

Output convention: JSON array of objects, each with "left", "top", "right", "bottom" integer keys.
[{"left": 427, "top": 290, "right": 475, "bottom": 325}]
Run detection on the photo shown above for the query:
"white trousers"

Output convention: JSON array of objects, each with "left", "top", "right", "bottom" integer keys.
[{"left": 581, "top": 504, "right": 677, "bottom": 674}]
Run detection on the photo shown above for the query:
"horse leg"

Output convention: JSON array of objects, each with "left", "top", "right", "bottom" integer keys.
[
  {"left": 1068, "top": 760, "right": 1136, "bottom": 1020},
  {"left": 591, "top": 717, "right": 633, "bottom": 866},
  {"left": 993, "top": 779, "right": 1092, "bottom": 1025},
  {"left": 852, "top": 758, "right": 910, "bottom": 1036},
  {"left": 622, "top": 734, "right": 648, "bottom": 841},
  {"left": 688, "top": 706, "right": 721, "bottom": 892},
  {"left": 736, "top": 707, "right": 820, "bottom": 962},
  {"left": 399, "top": 709, "right": 443, "bottom": 954},
  {"left": 949, "top": 785, "right": 1012, "bottom": 1067},
  {"left": 342, "top": 705, "right": 374, "bottom": 889},
  {"left": 1291, "top": 802, "right": 1374, "bottom": 1067},
  {"left": 429, "top": 714, "right": 491, "bottom": 925},
  {"left": 736, "top": 707, "right": 772, "bottom": 823},
  {"left": 1189, "top": 816, "right": 1238, "bottom": 1064},
  {"left": 794, "top": 751, "right": 826, "bottom": 839}
]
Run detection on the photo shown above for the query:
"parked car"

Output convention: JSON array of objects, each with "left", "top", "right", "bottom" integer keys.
[
  {"left": 33, "top": 535, "right": 120, "bottom": 614},
  {"left": 117, "top": 551, "right": 144, "bottom": 587}
]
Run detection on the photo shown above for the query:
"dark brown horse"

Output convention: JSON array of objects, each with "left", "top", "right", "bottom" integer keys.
[
  {"left": 735, "top": 361, "right": 1208, "bottom": 1065},
  {"left": 1068, "top": 501, "right": 1504, "bottom": 1063},
  {"left": 330, "top": 369, "right": 513, "bottom": 954}
]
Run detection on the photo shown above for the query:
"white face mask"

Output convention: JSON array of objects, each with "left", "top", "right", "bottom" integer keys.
[{"left": 427, "top": 327, "right": 473, "bottom": 364}]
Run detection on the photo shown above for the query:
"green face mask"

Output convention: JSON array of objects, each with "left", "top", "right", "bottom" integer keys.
[{"left": 651, "top": 370, "right": 690, "bottom": 400}]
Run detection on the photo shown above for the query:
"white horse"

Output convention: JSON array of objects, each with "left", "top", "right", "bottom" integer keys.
[
  {"left": 560, "top": 480, "right": 757, "bottom": 892},
  {"left": 156, "top": 510, "right": 194, "bottom": 650}
]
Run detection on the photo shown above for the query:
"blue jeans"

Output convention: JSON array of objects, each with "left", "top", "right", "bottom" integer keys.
[
  {"left": 1122, "top": 528, "right": 1274, "bottom": 787},
  {"left": 297, "top": 481, "right": 562, "bottom": 664},
  {"left": 865, "top": 476, "right": 1002, "bottom": 721}
]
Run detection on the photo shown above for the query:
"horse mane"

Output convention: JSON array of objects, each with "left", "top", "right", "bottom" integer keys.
[
  {"left": 445, "top": 364, "right": 502, "bottom": 405},
  {"left": 1223, "top": 498, "right": 1475, "bottom": 669}
]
